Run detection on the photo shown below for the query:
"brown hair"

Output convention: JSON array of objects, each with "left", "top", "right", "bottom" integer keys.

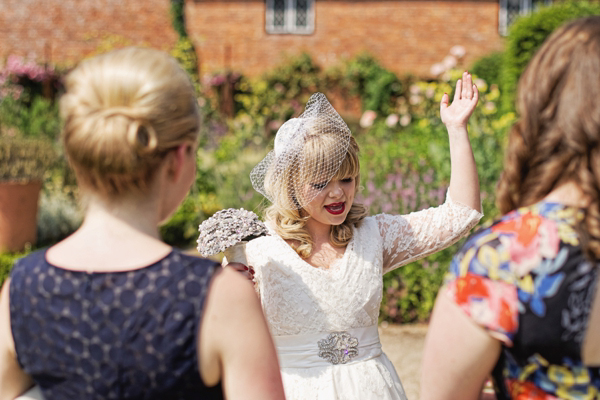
[
  {"left": 496, "top": 16, "right": 600, "bottom": 259},
  {"left": 265, "top": 135, "right": 368, "bottom": 258},
  {"left": 60, "top": 47, "right": 200, "bottom": 197}
]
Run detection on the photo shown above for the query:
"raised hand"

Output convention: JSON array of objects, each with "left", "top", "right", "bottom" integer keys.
[{"left": 440, "top": 71, "right": 479, "bottom": 130}]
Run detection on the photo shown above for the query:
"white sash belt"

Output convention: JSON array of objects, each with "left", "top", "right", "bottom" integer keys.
[{"left": 274, "top": 325, "right": 382, "bottom": 368}]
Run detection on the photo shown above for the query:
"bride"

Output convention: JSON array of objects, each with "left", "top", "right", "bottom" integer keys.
[{"left": 245, "top": 76, "right": 482, "bottom": 399}]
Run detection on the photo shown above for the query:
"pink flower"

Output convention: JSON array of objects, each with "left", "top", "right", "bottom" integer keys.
[
  {"left": 430, "top": 63, "right": 445, "bottom": 76},
  {"left": 359, "top": 110, "right": 377, "bottom": 128},
  {"left": 484, "top": 102, "right": 496, "bottom": 112},
  {"left": 474, "top": 78, "right": 486, "bottom": 89},
  {"left": 409, "top": 95, "right": 421, "bottom": 105},
  {"left": 450, "top": 45, "right": 466, "bottom": 59},
  {"left": 268, "top": 120, "right": 283, "bottom": 131},
  {"left": 400, "top": 114, "right": 412, "bottom": 127},
  {"left": 409, "top": 84, "right": 421, "bottom": 95},
  {"left": 442, "top": 55, "right": 457, "bottom": 70},
  {"left": 274, "top": 83, "right": 285, "bottom": 93},
  {"left": 385, "top": 114, "right": 399, "bottom": 127}
]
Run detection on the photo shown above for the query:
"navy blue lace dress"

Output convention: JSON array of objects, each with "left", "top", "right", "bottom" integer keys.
[{"left": 9, "top": 248, "right": 224, "bottom": 400}]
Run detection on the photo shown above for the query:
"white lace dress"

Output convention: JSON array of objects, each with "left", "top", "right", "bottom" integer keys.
[{"left": 245, "top": 194, "right": 482, "bottom": 400}]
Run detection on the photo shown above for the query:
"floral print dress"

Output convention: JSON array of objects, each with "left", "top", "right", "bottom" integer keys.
[{"left": 445, "top": 201, "right": 600, "bottom": 399}]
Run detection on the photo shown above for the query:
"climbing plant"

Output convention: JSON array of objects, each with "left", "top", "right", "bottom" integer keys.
[{"left": 170, "top": 0, "right": 200, "bottom": 85}]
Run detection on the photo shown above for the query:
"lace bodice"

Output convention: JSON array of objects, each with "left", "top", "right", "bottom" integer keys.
[{"left": 246, "top": 194, "right": 482, "bottom": 336}]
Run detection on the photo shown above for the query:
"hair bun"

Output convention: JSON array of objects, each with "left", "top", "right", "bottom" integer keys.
[
  {"left": 60, "top": 46, "right": 200, "bottom": 197},
  {"left": 127, "top": 120, "right": 158, "bottom": 155},
  {"left": 96, "top": 106, "right": 159, "bottom": 155}
]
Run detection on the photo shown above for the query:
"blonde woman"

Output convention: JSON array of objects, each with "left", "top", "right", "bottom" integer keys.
[
  {"left": 245, "top": 79, "right": 483, "bottom": 399},
  {"left": 0, "top": 47, "right": 284, "bottom": 400},
  {"left": 421, "top": 16, "right": 600, "bottom": 400}
]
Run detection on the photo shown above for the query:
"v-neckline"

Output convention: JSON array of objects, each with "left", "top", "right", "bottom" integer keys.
[{"left": 269, "top": 226, "right": 355, "bottom": 272}]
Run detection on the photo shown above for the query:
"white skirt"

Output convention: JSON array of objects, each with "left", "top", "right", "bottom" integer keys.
[
  {"left": 281, "top": 354, "right": 407, "bottom": 400},
  {"left": 274, "top": 325, "right": 408, "bottom": 400}
]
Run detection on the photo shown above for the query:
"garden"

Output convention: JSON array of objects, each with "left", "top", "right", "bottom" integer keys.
[{"left": 1, "top": 1, "right": 599, "bottom": 324}]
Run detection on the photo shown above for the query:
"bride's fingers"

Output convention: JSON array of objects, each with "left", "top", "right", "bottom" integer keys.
[
  {"left": 440, "top": 92, "right": 449, "bottom": 112},
  {"left": 462, "top": 71, "right": 469, "bottom": 99},
  {"left": 465, "top": 73, "right": 473, "bottom": 99},
  {"left": 454, "top": 79, "right": 462, "bottom": 102}
]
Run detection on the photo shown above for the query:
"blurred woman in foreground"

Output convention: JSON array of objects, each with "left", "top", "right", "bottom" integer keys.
[
  {"left": 0, "top": 47, "right": 285, "bottom": 400},
  {"left": 421, "top": 16, "right": 600, "bottom": 399}
]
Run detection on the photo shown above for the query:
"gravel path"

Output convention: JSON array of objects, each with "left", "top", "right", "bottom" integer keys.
[{"left": 379, "top": 323, "right": 428, "bottom": 400}]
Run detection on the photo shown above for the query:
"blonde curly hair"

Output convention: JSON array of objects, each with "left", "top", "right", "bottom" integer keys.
[{"left": 265, "top": 134, "right": 368, "bottom": 258}]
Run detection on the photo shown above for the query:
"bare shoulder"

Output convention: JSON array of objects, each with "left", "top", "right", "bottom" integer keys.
[
  {"left": 0, "top": 278, "right": 16, "bottom": 355},
  {"left": 208, "top": 267, "right": 259, "bottom": 307}
]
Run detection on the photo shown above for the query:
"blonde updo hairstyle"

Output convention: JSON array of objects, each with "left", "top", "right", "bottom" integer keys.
[
  {"left": 265, "top": 131, "right": 368, "bottom": 258},
  {"left": 60, "top": 47, "right": 200, "bottom": 198},
  {"left": 496, "top": 16, "right": 600, "bottom": 260}
]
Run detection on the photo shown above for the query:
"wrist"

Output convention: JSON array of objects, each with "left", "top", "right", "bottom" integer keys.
[{"left": 445, "top": 125, "right": 469, "bottom": 139}]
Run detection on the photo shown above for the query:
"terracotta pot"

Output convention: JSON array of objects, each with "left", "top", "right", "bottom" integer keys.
[{"left": 0, "top": 181, "right": 42, "bottom": 252}]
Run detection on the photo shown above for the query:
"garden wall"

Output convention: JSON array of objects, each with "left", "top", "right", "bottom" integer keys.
[
  {"left": 1, "top": 0, "right": 503, "bottom": 78},
  {"left": 0, "top": 0, "right": 177, "bottom": 66},
  {"left": 186, "top": 0, "right": 505, "bottom": 78}
]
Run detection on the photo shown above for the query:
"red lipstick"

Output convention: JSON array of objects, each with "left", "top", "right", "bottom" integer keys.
[{"left": 324, "top": 202, "right": 345, "bottom": 215}]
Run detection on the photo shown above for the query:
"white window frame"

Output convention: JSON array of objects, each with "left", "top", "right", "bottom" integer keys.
[
  {"left": 499, "top": 0, "right": 552, "bottom": 35},
  {"left": 266, "top": 0, "right": 315, "bottom": 35}
]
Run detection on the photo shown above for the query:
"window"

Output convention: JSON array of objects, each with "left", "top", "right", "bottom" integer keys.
[
  {"left": 266, "top": 0, "right": 315, "bottom": 34},
  {"left": 498, "top": 0, "right": 551, "bottom": 35}
]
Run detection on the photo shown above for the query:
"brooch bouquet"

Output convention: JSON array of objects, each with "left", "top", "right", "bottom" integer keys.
[{"left": 196, "top": 208, "right": 268, "bottom": 265}]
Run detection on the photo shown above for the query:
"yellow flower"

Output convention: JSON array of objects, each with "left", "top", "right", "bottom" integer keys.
[
  {"left": 555, "top": 385, "right": 597, "bottom": 400},
  {"left": 478, "top": 245, "right": 500, "bottom": 279},
  {"left": 460, "top": 247, "right": 477, "bottom": 276},
  {"left": 517, "top": 275, "right": 535, "bottom": 293},
  {"left": 557, "top": 224, "right": 580, "bottom": 246},
  {"left": 519, "top": 362, "right": 540, "bottom": 381}
]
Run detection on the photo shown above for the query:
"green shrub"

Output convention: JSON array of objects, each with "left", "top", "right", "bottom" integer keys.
[
  {"left": 471, "top": 51, "right": 504, "bottom": 86},
  {"left": 0, "top": 251, "right": 30, "bottom": 286},
  {"left": 501, "top": 1, "right": 600, "bottom": 111},
  {"left": 381, "top": 248, "right": 454, "bottom": 322},
  {"left": 0, "top": 95, "right": 61, "bottom": 140},
  {"left": 37, "top": 187, "right": 82, "bottom": 247},
  {"left": 0, "top": 138, "right": 57, "bottom": 182},
  {"left": 160, "top": 191, "right": 222, "bottom": 247},
  {"left": 233, "top": 53, "right": 325, "bottom": 128},
  {"left": 171, "top": 37, "right": 200, "bottom": 86},
  {"left": 341, "top": 53, "right": 403, "bottom": 114}
]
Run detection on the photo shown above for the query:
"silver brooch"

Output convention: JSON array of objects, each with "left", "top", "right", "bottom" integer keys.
[{"left": 317, "top": 331, "right": 359, "bottom": 365}]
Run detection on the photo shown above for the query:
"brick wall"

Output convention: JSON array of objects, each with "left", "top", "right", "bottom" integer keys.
[
  {"left": 0, "top": 0, "right": 504, "bottom": 77},
  {"left": 0, "top": 0, "right": 177, "bottom": 66},
  {"left": 186, "top": 0, "right": 505, "bottom": 79}
]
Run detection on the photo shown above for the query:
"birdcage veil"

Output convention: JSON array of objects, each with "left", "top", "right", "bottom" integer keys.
[{"left": 250, "top": 93, "right": 352, "bottom": 210}]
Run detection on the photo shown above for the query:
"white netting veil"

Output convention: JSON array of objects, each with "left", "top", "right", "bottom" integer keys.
[{"left": 250, "top": 93, "right": 352, "bottom": 210}]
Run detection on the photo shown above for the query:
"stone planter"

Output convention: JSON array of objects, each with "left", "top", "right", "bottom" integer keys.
[{"left": 0, "top": 181, "right": 42, "bottom": 252}]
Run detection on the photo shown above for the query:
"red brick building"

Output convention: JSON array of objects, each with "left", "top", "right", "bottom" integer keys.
[
  {"left": 187, "top": 0, "right": 505, "bottom": 78},
  {"left": 0, "top": 0, "right": 177, "bottom": 66},
  {"left": 0, "top": 0, "right": 511, "bottom": 78}
]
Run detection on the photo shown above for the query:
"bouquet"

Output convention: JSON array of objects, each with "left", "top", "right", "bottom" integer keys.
[{"left": 196, "top": 208, "right": 268, "bottom": 265}]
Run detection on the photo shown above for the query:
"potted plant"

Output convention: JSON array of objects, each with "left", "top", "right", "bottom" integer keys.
[{"left": 0, "top": 137, "right": 56, "bottom": 252}]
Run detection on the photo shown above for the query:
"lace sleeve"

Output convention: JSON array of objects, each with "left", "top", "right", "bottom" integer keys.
[{"left": 375, "top": 191, "right": 483, "bottom": 274}]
